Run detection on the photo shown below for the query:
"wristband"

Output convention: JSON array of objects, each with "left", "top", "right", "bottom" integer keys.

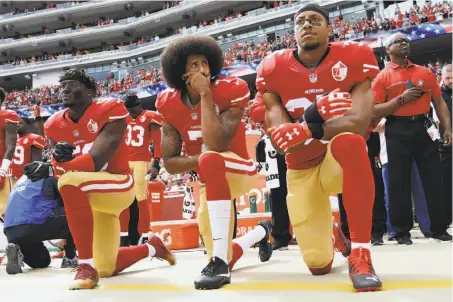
[
  {"left": 1, "top": 159, "right": 11, "bottom": 171},
  {"left": 306, "top": 123, "right": 324, "bottom": 140},
  {"left": 304, "top": 100, "right": 325, "bottom": 124},
  {"left": 58, "top": 154, "right": 95, "bottom": 173}
]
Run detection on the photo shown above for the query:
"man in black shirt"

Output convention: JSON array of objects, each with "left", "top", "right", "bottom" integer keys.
[{"left": 439, "top": 64, "right": 452, "bottom": 226}]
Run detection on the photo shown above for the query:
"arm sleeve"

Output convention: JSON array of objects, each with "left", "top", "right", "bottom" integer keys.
[
  {"left": 427, "top": 72, "right": 442, "bottom": 98},
  {"left": 228, "top": 78, "right": 250, "bottom": 109},
  {"left": 32, "top": 136, "right": 46, "bottom": 149},
  {"left": 106, "top": 100, "right": 129, "bottom": 121},
  {"left": 249, "top": 92, "right": 265, "bottom": 123},
  {"left": 372, "top": 73, "right": 388, "bottom": 104},
  {"left": 151, "top": 128, "right": 162, "bottom": 158},
  {"left": 356, "top": 45, "right": 380, "bottom": 83},
  {"left": 5, "top": 111, "right": 20, "bottom": 124}
]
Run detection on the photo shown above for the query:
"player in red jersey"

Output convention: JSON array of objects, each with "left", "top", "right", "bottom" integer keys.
[
  {"left": 158, "top": 36, "right": 273, "bottom": 290},
  {"left": 250, "top": 91, "right": 352, "bottom": 258},
  {"left": 10, "top": 115, "right": 45, "bottom": 185},
  {"left": 119, "top": 94, "right": 163, "bottom": 246},
  {"left": 0, "top": 87, "right": 19, "bottom": 217},
  {"left": 25, "top": 69, "right": 175, "bottom": 290},
  {"left": 257, "top": 4, "right": 382, "bottom": 292}
]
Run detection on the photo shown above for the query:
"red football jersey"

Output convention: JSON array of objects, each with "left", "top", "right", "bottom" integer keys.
[
  {"left": 44, "top": 99, "right": 130, "bottom": 175},
  {"left": 126, "top": 110, "right": 163, "bottom": 162},
  {"left": 0, "top": 110, "right": 19, "bottom": 160},
  {"left": 156, "top": 76, "right": 250, "bottom": 159},
  {"left": 256, "top": 42, "right": 380, "bottom": 170},
  {"left": 11, "top": 133, "right": 45, "bottom": 178}
]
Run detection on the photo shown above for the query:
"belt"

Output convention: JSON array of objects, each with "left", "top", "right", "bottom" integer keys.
[{"left": 387, "top": 113, "right": 428, "bottom": 121}]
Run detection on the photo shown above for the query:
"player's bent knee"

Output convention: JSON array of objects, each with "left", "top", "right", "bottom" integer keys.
[
  {"left": 58, "top": 172, "right": 85, "bottom": 189},
  {"left": 330, "top": 133, "right": 366, "bottom": 161},
  {"left": 198, "top": 151, "right": 226, "bottom": 178},
  {"left": 303, "top": 251, "right": 333, "bottom": 271}
]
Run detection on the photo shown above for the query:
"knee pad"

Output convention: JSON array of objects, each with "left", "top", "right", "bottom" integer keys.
[
  {"left": 198, "top": 152, "right": 226, "bottom": 180},
  {"left": 330, "top": 134, "right": 367, "bottom": 165}
]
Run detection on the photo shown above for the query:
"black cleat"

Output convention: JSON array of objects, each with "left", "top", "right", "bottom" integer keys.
[
  {"left": 194, "top": 257, "right": 231, "bottom": 290},
  {"left": 396, "top": 236, "right": 413, "bottom": 245},
  {"left": 6, "top": 243, "right": 24, "bottom": 275},
  {"left": 61, "top": 256, "right": 79, "bottom": 268},
  {"left": 257, "top": 220, "right": 273, "bottom": 262},
  {"left": 430, "top": 232, "right": 452, "bottom": 243},
  {"left": 371, "top": 236, "right": 384, "bottom": 246}
]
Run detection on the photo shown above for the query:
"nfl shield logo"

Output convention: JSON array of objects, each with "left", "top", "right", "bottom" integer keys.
[
  {"left": 191, "top": 113, "right": 198, "bottom": 120},
  {"left": 73, "top": 130, "right": 79, "bottom": 137},
  {"left": 309, "top": 74, "right": 318, "bottom": 83},
  {"left": 417, "top": 80, "right": 424, "bottom": 87}
]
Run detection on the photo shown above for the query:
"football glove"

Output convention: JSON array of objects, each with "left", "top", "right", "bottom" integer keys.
[
  {"left": 24, "top": 161, "right": 53, "bottom": 182},
  {"left": 52, "top": 142, "right": 76, "bottom": 163},
  {"left": 268, "top": 122, "right": 312, "bottom": 153},
  {"left": 304, "top": 89, "right": 352, "bottom": 124}
]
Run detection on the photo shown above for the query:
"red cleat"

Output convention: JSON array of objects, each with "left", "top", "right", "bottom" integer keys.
[
  {"left": 148, "top": 235, "right": 176, "bottom": 266},
  {"left": 69, "top": 263, "right": 99, "bottom": 290},
  {"left": 348, "top": 247, "right": 382, "bottom": 292},
  {"left": 332, "top": 220, "right": 351, "bottom": 258}
]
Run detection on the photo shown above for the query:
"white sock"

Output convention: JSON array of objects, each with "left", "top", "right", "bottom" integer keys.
[
  {"left": 120, "top": 232, "right": 128, "bottom": 237},
  {"left": 78, "top": 258, "right": 94, "bottom": 267},
  {"left": 351, "top": 242, "right": 371, "bottom": 250},
  {"left": 147, "top": 244, "right": 156, "bottom": 257},
  {"left": 207, "top": 200, "right": 232, "bottom": 264},
  {"left": 233, "top": 224, "right": 266, "bottom": 252}
]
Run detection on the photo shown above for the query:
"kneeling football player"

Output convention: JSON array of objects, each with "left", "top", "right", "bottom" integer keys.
[
  {"left": 27, "top": 68, "right": 176, "bottom": 290},
  {"left": 157, "top": 35, "right": 273, "bottom": 290}
]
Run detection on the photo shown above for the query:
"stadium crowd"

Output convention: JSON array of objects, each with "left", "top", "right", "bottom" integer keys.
[{"left": 1, "top": 1, "right": 452, "bottom": 109}]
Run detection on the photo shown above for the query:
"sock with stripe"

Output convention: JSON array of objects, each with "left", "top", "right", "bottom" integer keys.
[{"left": 59, "top": 185, "right": 94, "bottom": 261}]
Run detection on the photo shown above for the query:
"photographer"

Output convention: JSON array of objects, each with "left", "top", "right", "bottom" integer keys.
[{"left": 3, "top": 161, "right": 77, "bottom": 275}]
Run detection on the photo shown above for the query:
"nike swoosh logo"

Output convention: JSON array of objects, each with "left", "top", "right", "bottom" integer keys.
[{"left": 213, "top": 238, "right": 222, "bottom": 241}]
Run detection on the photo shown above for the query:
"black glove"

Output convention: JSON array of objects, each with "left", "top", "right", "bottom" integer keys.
[
  {"left": 52, "top": 142, "right": 76, "bottom": 163},
  {"left": 24, "top": 161, "right": 53, "bottom": 182}
]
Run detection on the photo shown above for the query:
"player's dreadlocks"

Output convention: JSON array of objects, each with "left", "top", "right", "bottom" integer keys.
[
  {"left": 160, "top": 35, "right": 224, "bottom": 91},
  {"left": 59, "top": 68, "right": 98, "bottom": 95}
]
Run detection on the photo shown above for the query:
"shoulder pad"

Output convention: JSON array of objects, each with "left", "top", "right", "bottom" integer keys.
[
  {"left": 156, "top": 88, "right": 178, "bottom": 117},
  {"left": 2, "top": 110, "right": 19, "bottom": 124}
]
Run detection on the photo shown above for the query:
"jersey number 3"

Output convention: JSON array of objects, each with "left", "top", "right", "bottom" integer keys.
[{"left": 126, "top": 125, "right": 145, "bottom": 147}]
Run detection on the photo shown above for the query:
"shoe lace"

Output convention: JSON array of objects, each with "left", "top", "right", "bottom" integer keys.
[
  {"left": 201, "top": 258, "right": 222, "bottom": 276},
  {"left": 349, "top": 249, "right": 373, "bottom": 275}
]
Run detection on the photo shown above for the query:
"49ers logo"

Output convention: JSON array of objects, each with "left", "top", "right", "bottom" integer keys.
[
  {"left": 332, "top": 61, "right": 348, "bottom": 81},
  {"left": 87, "top": 119, "right": 98, "bottom": 134}
]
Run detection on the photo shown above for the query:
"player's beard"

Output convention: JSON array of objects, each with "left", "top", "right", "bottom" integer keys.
[{"left": 301, "top": 42, "right": 320, "bottom": 51}]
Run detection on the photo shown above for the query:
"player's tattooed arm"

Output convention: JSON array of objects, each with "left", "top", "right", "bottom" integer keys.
[
  {"left": 4, "top": 123, "right": 17, "bottom": 160},
  {"left": 321, "top": 79, "right": 374, "bottom": 139},
  {"left": 161, "top": 122, "right": 199, "bottom": 174},
  {"left": 199, "top": 91, "right": 243, "bottom": 152},
  {"left": 89, "top": 118, "right": 127, "bottom": 171},
  {"left": 263, "top": 92, "right": 292, "bottom": 154}
]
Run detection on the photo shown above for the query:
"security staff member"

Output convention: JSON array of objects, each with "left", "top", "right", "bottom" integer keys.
[
  {"left": 439, "top": 64, "right": 452, "bottom": 226},
  {"left": 251, "top": 92, "right": 292, "bottom": 250},
  {"left": 372, "top": 33, "right": 452, "bottom": 244}
]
